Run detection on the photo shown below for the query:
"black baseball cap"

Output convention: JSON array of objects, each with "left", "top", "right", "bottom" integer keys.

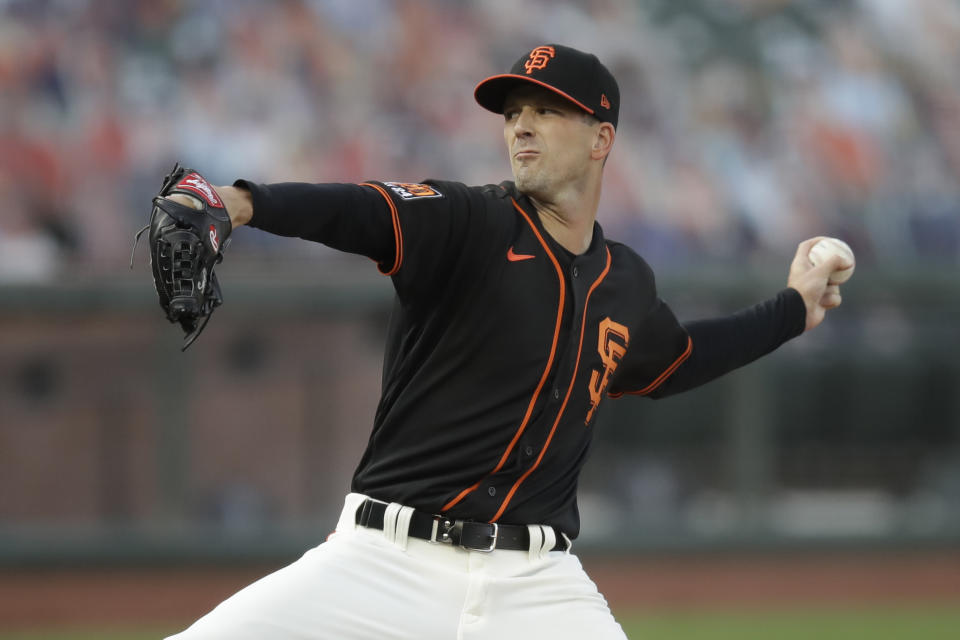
[{"left": 474, "top": 44, "right": 620, "bottom": 128}]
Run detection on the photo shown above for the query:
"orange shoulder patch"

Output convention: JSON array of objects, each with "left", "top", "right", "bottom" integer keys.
[{"left": 385, "top": 182, "right": 443, "bottom": 200}]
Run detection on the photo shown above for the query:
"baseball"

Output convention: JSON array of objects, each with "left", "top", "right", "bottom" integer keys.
[{"left": 808, "top": 237, "right": 855, "bottom": 284}]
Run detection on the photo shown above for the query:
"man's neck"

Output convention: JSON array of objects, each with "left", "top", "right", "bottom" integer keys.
[{"left": 528, "top": 187, "right": 599, "bottom": 255}]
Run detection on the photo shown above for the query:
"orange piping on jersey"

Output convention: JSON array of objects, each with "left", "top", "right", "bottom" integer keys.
[
  {"left": 491, "top": 246, "right": 612, "bottom": 523},
  {"left": 440, "top": 199, "right": 566, "bottom": 513},
  {"left": 606, "top": 335, "right": 693, "bottom": 398},
  {"left": 360, "top": 182, "right": 403, "bottom": 276}
]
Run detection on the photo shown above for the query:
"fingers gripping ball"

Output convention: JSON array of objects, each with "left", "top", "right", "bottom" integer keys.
[
  {"left": 131, "top": 163, "right": 232, "bottom": 350},
  {"left": 808, "top": 237, "right": 855, "bottom": 284}
]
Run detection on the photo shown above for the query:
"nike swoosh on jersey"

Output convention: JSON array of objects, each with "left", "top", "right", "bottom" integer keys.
[{"left": 507, "top": 247, "right": 536, "bottom": 262}]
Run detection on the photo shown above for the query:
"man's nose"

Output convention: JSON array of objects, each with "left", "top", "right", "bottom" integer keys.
[{"left": 513, "top": 108, "right": 534, "bottom": 135}]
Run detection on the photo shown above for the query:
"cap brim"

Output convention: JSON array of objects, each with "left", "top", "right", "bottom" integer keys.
[{"left": 474, "top": 74, "right": 594, "bottom": 116}]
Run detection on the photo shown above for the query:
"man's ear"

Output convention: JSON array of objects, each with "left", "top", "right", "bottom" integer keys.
[{"left": 592, "top": 123, "right": 615, "bottom": 161}]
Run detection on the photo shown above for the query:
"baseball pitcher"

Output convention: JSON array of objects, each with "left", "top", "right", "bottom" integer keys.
[{"left": 140, "top": 44, "right": 851, "bottom": 640}]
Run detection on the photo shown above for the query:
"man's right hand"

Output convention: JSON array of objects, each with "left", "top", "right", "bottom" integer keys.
[{"left": 786, "top": 236, "right": 848, "bottom": 332}]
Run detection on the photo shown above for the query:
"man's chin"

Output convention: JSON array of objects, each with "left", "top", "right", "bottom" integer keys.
[{"left": 513, "top": 172, "right": 543, "bottom": 196}]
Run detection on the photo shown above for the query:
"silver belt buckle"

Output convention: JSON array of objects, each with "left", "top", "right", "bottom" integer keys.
[
  {"left": 429, "top": 517, "right": 498, "bottom": 552},
  {"left": 476, "top": 522, "right": 498, "bottom": 553}
]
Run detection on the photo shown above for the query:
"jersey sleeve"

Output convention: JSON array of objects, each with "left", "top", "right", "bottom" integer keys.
[
  {"left": 607, "top": 296, "right": 692, "bottom": 398},
  {"left": 650, "top": 288, "right": 807, "bottom": 398},
  {"left": 236, "top": 180, "right": 398, "bottom": 270},
  {"left": 235, "top": 179, "right": 475, "bottom": 292}
]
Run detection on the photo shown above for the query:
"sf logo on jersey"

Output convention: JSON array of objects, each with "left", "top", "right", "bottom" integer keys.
[{"left": 586, "top": 317, "right": 630, "bottom": 424}]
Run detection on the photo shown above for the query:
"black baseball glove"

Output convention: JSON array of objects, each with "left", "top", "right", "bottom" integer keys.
[{"left": 131, "top": 163, "right": 233, "bottom": 350}]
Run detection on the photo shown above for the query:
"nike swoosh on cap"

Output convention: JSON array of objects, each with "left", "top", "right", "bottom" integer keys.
[{"left": 507, "top": 247, "right": 536, "bottom": 262}]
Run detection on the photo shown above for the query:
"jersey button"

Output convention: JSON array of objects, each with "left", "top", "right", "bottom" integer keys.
[
  {"left": 524, "top": 445, "right": 534, "bottom": 457},
  {"left": 572, "top": 266, "right": 579, "bottom": 278},
  {"left": 487, "top": 486, "right": 497, "bottom": 497},
  {"left": 553, "top": 388, "right": 560, "bottom": 400}
]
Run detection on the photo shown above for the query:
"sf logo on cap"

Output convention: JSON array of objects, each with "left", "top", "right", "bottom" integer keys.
[{"left": 524, "top": 46, "right": 555, "bottom": 74}]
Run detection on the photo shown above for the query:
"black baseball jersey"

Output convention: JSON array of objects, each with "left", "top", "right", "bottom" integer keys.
[{"left": 238, "top": 178, "right": 805, "bottom": 537}]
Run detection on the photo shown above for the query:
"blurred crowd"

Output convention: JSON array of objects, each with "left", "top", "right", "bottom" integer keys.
[{"left": 1, "top": 0, "right": 959, "bottom": 282}]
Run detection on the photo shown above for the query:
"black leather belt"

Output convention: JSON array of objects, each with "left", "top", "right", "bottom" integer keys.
[{"left": 354, "top": 499, "right": 568, "bottom": 553}]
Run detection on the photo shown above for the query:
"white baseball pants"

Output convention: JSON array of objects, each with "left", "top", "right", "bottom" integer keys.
[{"left": 166, "top": 493, "right": 627, "bottom": 639}]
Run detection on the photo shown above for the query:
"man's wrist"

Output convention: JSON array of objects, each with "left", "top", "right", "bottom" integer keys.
[{"left": 217, "top": 185, "right": 254, "bottom": 228}]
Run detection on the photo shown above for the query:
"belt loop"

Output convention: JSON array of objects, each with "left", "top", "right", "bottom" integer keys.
[
  {"left": 526, "top": 525, "right": 544, "bottom": 562},
  {"left": 540, "top": 525, "right": 557, "bottom": 557},
  {"left": 357, "top": 498, "right": 373, "bottom": 528},
  {"left": 560, "top": 531, "right": 573, "bottom": 554},
  {"left": 382, "top": 503, "right": 402, "bottom": 544},
  {"left": 394, "top": 505, "right": 414, "bottom": 550},
  {"left": 337, "top": 494, "right": 368, "bottom": 533}
]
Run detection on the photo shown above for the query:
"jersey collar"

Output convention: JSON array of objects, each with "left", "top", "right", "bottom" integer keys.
[{"left": 503, "top": 181, "right": 609, "bottom": 278}]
